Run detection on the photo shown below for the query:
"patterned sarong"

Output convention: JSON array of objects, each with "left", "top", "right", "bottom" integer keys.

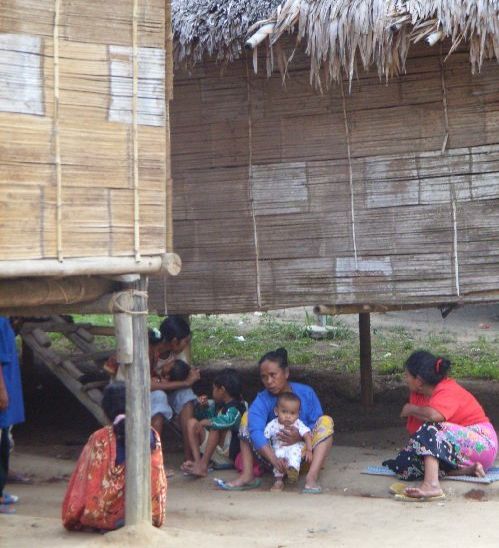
[
  {"left": 62, "top": 426, "right": 167, "bottom": 530},
  {"left": 383, "top": 421, "right": 498, "bottom": 481}
]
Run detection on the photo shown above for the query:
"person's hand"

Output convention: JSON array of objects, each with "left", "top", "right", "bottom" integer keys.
[
  {"left": 0, "top": 387, "right": 8, "bottom": 411},
  {"left": 276, "top": 426, "right": 301, "bottom": 446},
  {"left": 199, "top": 418, "right": 211, "bottom": 427},
  {"left": 400, "top": 403, "right": 413, "bottom": 418},
  {"left": 186, "top": 367, "right": 201, "bottom": 386},
  {"left": 272, "top": 457, "right": 287, "bottom": 474},
  {"left": 197, "top": 394, "right": 209, "bottom": 407},
  {"left": 304, "top": 449, "right": 313, "bottom": 464}
]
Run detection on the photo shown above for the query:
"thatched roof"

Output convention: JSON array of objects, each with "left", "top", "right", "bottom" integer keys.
[
  {"left": 173, "top": 0, "right": 499, "bottom": 87},
  {"left": 173, "top": 1, "right": 282, "bottom": 64}
]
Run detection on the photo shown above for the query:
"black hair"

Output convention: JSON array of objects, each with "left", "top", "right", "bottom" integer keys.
[
  {"left": 405, "top": 350, "right": 451, "bottom": 386},
  {"left": 169, "top": 359, "right": 191, "bottom": 382},
  {"left": 277, "top": 391, "right": 301, "bottom": 408},
  {"left": 258, "top": 347, "right": 288, "bottom": 369},
  {"left": 159, "top": 315, "right": 191, "bottom": 343},
  {"left": 213, "top": 368, "right": 243, "bottom": 400},
  {"left": 102, "top": 381, "right": 126, "bottom": 442}
]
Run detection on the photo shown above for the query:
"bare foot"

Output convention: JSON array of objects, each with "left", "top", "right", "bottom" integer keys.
[
  {"left": 180, "top": 461, "right": 193, "bottom": 473},
  {"left": 470, "top": 463, "right": 486, "bottom": 478},
  {"left": 185, "top": 461, "right": 208, "bottom": 478},
  {"left": 447, "top": 462, "right": 486, "bottom": 478},
  {"left": 270, "top": 479, "right": 284, "bottom": 492},
  {"left": 404, "top": 482, "right": 443, "bottom": 499}
]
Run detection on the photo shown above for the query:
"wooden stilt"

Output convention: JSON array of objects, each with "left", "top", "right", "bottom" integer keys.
[
  {"left": 122, "top": 275, "right": 152, "bottom": 526},
  {"left": 178, "top": 314, "right": 192, "bottom": 364},
  {"left": 359, "top": 312, "right": 374, "bottom": 407}
]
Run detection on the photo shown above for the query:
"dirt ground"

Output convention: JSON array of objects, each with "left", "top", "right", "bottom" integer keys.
[{"left": 2, "top": 304, "right": 499, "bottom": 547}]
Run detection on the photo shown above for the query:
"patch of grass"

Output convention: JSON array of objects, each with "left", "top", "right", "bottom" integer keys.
[
  {"left": 190, "top": 314, "right": 316, "bottom": 365},
  {"left": 46, "top": 313, "right": 498, "bottom": 381}
]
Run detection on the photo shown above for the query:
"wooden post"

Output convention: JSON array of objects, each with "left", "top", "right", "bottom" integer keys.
[
  {"left": 122, "top": 276, "right": 152, "bottom": 525},
  {"left": 178, "top": 314, "right": 192, "bottom": 364},
  {"left": 359, "top": 312, "right": 374, "bottom": 407}
]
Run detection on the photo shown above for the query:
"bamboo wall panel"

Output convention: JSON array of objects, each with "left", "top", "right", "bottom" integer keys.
[
  {"left": 0, "top": 0, "right": 169, "bottom": 264},
  {"left": 155, "top": 42, "right": 499, "bottom": 314}
]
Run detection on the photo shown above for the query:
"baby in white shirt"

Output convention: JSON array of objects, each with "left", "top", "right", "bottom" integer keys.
[{"left": 264, "top": 392, "right": 313, "bottom": 491}]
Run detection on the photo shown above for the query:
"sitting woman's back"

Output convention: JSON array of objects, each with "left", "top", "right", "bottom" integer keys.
[{"left": 62, "top": 382, "right": 167, "bottom": 531}]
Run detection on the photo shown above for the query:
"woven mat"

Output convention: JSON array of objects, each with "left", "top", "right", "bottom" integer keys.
[{"left": 362, "top": 465, "right": 499, "bottom": 484}]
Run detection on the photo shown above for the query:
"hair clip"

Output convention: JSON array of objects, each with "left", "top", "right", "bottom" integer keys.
[{"left": 113, "top": 414, "right": 125, "bottom": 425}]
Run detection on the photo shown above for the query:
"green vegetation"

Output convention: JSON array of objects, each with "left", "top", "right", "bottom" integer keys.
[{"left": 68, "top": 313, "right": 498, "bottom": 380}]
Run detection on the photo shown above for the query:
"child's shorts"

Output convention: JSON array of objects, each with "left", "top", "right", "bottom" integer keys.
[
  {"left": 150, "top": 388, "right": 197, "bottom": 421},
  {"left": 200, "top": 428, "right": 233, "bottom": 466}
]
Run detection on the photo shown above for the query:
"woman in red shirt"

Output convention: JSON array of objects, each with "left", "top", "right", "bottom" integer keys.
[{"left": 383, "top": 350, "right": 497, "bottom": 500}]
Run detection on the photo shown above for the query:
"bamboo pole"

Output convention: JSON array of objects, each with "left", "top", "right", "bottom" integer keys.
[
  {"left": 0, "top": 290, "right": 142, "bottom": 317},
  {"left": 0, "top": 277, "right": 115, "bottom": 308},
  {"left": 124, "top": 275, "right": 152, "bottom": 525},
  {"left": 165, "top": 0, "right": 174, "bottom": 251},
  {"left": 0, "top": 253, "right": 181, "bottom": 279},
  {"left": 132, "top": 0, "right": 141, "bottom": 261},
  {"left": 53, "top": 0, "right": 63, "bottom": 261},
  {"left": 359, "top": 313, "right": 374, "bottom": 408},
  {"left": 313, "top": 301, "right": 466, "bottom": 316}
]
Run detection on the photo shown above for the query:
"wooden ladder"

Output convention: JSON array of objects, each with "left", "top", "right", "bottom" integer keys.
[{"left": 20, "top": 316, "right": 114, "bottom": 425}]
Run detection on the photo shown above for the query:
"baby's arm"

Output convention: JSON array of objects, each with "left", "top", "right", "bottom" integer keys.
[{"left": 303, "top": 431, "right": 313, "bottom": 463}]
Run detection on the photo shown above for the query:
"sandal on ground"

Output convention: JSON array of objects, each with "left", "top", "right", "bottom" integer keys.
[
  {"left": 394, "top": 492, "right": 446, "bottom": 502},
  {"left": 213, "top": 478, "right": 261, "bottom": 491},
  {"left": 389, "top": 482, "right": 409, "bottom": 495},
  {"left": 302, "top": 485, "right": 322, "bottom": 494},
  {"left": 0, "top": 493, "right": 19, "bottom": 505},
  {"left": 0, "top": 504, "right": 16, "bottom": 515}
]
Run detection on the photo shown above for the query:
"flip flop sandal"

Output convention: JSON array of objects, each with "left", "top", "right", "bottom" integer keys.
[
  {"left": 0, "top": 504, "right": 16, "bottom": 515},
  {"left": 213, "top": 478, "right": 262, "bottom": 491},
  {"left": 302, "top": 486, "right": 323, "bottom": 494},
  {"left": 394, "top": 492, "right": 446, "bottom": 502},
  {"left": 389, "top": 482, "right": 409, "bottom": 495},
  {"left": 1, "top": 493, "right": 19, "bottom": 505}
]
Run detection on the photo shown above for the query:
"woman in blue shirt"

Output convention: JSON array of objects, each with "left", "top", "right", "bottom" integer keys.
[{"left": 218, "top": 348, "right": 334, "bottom": 493}]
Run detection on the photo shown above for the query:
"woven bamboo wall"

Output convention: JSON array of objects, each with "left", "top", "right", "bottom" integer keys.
[
  {"left": 0, "top": 0, "right": 169, "bottom": 262},
  {"left": 149, "top": 41, "right": 499, "bottom": 314}
]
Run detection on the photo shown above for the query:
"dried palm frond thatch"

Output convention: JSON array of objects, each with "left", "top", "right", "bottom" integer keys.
[
  {"left": 174, "top": 1, "right": 499, "bottom": 87},
  {"left": 173, "top": 0, "right": 282, "bottom": 65}
]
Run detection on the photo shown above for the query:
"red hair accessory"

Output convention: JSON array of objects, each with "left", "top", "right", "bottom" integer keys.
[{"left": 435, "top": 358, "right": 442, "bottom": 373}]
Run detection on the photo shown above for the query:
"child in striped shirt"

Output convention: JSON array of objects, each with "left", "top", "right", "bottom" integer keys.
[{"left": 182, "top": 368, "right": 246, "bottom": 477}]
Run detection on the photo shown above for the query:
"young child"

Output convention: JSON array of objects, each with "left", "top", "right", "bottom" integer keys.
[
  {"left": 181, "top": 368, "right": 246, "bottom": 477},
  {"left": 162, "top": 359, "right": 190, "bottom": 382},
  {"left": 264, "top": 392, "right": 313, "bottom": 491}
]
